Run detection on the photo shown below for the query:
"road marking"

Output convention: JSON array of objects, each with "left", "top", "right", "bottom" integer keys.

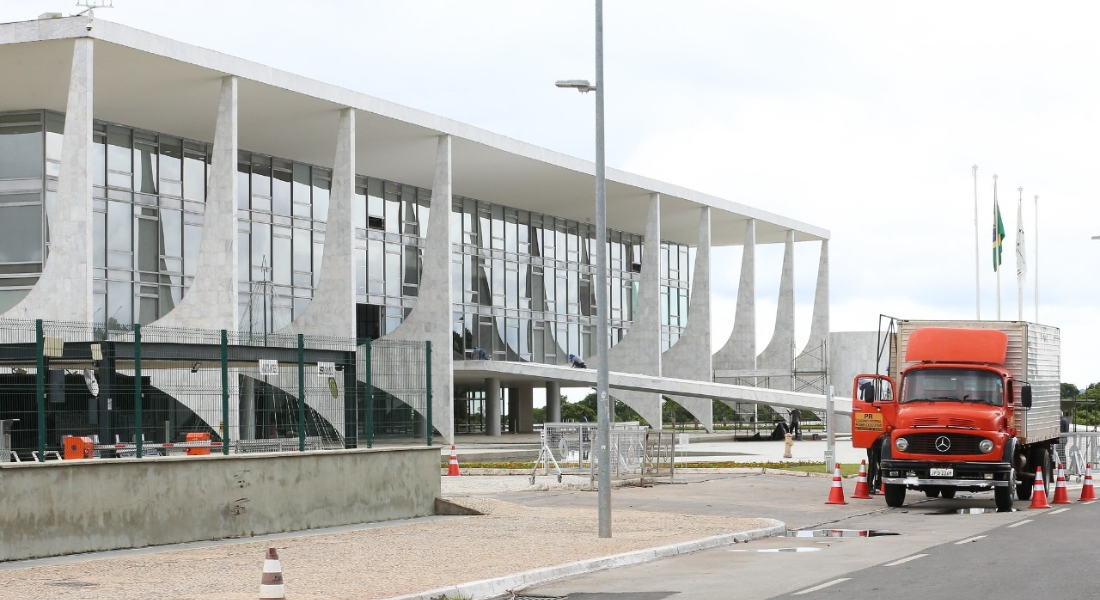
[
  {"left": 793, "top": 578, "right": 850, "bottom": 595},
  {"left": 1008, "top": 520, "right": 1032, "bottom": 528},
  {"left": 1049, "top": 508, "right": 1071, "bottom": 515},
  {"left": 884, "top": 554, "right": 928, "bottom": 566},
  {"left": 955, "top": 535, "right": 987, "bottom": 545},
  {"left": 1083, "top": 501, "right": 1096, "bottom": 505}
]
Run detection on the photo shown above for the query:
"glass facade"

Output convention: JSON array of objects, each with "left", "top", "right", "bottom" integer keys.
[{"left": 0, "top": 110, "right": 691, "bottom": 363}]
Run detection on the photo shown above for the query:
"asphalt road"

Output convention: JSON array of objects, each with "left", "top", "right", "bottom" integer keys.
[{"left": 491, "top": 474, "right": 1099, "bottom": 600}]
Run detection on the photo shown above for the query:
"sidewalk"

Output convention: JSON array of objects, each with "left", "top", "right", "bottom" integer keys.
[{"left": 0, "top": 438, "right": 862, "bottom": 600}]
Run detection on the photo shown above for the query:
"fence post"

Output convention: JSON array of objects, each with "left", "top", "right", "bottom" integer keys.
[
  {"left": 426, "top": 340, "right": 432, "bottom": 447},
  {"left": 343, "top": 348, "right": 357, "bottom": 449},
  {"left": 134, "top": 324, "right": 143, "bottom": 458},
  {"left": 365, "top": 340, "right": 373, "bottom": 449},
  {"left": 298, "top": 334, "right": 305, "bottom": 452},
  {"left": 35, "top": 319, "right": 45, "bottom": 461},
  {"left": 221, "top": 329, "right": 230, "bottom": 455}
]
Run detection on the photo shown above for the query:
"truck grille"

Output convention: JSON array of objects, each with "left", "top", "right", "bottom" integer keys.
[{"left": 906, "top": 433, "right": 982, "bottom": 455}]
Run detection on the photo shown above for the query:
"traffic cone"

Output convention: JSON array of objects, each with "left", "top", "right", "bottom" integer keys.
[
  {"left": 1052, "top": 463, "right": 1071, "bottom": 504},
  {"left": 447, "top": 445, "right": 461, "bottom": 477},
  {"left": 260, "top": 547, "right": 285, "bottom": 599},
  {"left": 852, "top": 460, "right": 872, "bottom": 499},
  {"left": 825, "top": 462, "right": 847, "bottom": 505},
  {"left": 1028, "top": 466, "right": 1051, "bottom": 509},
  {"left": 1079, "top": 464, "right": 1096, "bottom": 501}
]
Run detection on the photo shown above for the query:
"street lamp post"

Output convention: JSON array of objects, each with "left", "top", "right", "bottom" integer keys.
[{"left": 556, "top": 0, "right": 611, "bottom": 539}]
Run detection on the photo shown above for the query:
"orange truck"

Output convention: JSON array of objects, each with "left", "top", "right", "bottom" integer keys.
[{"left": 852, "top": 320, "right": 1060, "bottom": 510}]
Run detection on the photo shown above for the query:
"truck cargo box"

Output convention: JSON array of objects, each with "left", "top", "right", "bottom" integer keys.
[{"left": 889, "top": 320, "right": 1060, "bottom": 445}]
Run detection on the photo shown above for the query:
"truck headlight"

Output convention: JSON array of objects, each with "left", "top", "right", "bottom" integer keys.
[
  {"left": 979, "top": 439, "right": 994, "bottom": 453},
  {"left": 895, "top": 437, "right": 909, "bottom": 452}
]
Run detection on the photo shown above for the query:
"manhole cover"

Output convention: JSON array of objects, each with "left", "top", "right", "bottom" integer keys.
[{"left": 786, "top": 529, "right": 900, "bottom": 538}]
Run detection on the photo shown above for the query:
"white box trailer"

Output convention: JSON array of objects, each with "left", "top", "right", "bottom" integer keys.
[{"left": 888, "top": 320, "right": 1061, "bottom": 446}]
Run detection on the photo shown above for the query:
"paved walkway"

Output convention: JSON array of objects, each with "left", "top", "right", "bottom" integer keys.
[{"left": 0, "top": 438, "right": 868, "bottom": 600}]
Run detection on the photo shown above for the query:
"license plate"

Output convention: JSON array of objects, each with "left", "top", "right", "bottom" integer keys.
[{"left": 930, "top": 468, "right": 953, "bottom": 477}]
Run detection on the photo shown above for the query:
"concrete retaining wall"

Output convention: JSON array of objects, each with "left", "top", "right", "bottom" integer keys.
[{"left": 0, "top": 447, "right": 440, "bottom": 562}]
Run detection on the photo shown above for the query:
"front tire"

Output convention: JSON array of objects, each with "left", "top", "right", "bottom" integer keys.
[
  {"left": 995, "top": 470, "right": 1016, "bottom": 511},
  {"left": 885, "top": 483, "right": 906, "bottom": 507}
]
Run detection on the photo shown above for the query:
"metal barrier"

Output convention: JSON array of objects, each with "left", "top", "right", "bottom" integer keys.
[
  {"left": 532, "top": 422, "right": 675, "bottom": 484},
  {"left": 1060, "top": 431, "right": 1100, "bottom": 478}
]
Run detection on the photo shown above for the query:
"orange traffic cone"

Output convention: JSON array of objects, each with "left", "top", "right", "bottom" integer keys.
[
  {"left": 852, "top": 460, "right": 872, "bottom": 499},
  {"left": 825, "top": 462, "right": 847, "bottom": 505},
  {"left": 1028, "top": 466, "right": 1051, "bottom": 509},
  {"left": 1079, "top": 463, "right": 1096, "bottom": 502},
  {"left": 260, "top": 547, "right": 285, "bottom": 599},
  {"left": 1052, "top": 463, "right": 1071, "bottom": 504},
  {"left": 447, "top": 445, "right": 461, "bottom": 476}
]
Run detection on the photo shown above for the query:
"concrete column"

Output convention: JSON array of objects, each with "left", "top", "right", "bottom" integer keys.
[
  {"left": 795, "top": 240, "right": 831, "bottom": 391},
  {"left": 757, "top": 230, "right": 796, "bottom": 391},
  {"left": 516, "top": 386, "right": 534, "bottom": 433},
  {"left": 714, "top": 219, "right": 756, "bottom": 376},
  {"left": 607, "top": 193, "right": 663, "bottom": 429},
  {"left": 281, "top": 108, "right": 355, "bottom": 338},
  {"left": 5, "top": 38, "right": 93, "bottom": 322},
  {"left": 378, "top": 135, "right": 455, "bottom": 443},
  {"left": 507, "top": 387, "right": 519, "bottom": 433},
  {"left": 240, "top": 376, "right": 255, "bottom": 441},
  {"left": 485, "top": 378, "right": 501, "bottom": 436},
  {"left": 546, "top": 381, "right": 561, "bottom": 423},
  {"left": 153, "top": 75, "right": 238, "bottom": 332},
  {"left": 662, "top": 207, "right": 714, "bottom": 431}
]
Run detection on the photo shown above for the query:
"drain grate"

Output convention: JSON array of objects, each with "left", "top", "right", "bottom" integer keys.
[
  {"left": 786, "top": 529, "right": 900, "bottom": 538},
  {"left": 730, "top": 547, "right": 822, "bottom": 553},
  {"left": 47, "top": 581, "right": 98, "bottom": 588},
  {"left": 513, "top": 596, "right": 567, "bottom": 600}
]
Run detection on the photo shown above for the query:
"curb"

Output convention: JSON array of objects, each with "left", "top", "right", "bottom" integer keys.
[{"left": 381, "top": 520, "right": 786, "bottom": 600}]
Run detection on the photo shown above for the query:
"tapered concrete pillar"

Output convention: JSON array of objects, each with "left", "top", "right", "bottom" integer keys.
[
  {"left": 757, "top": 230, "right": 796, "bottom": 391},
  {"left": 795, "top": 240, "right": 830, "bottom": 391},
  {"left": 607, "top": 193, "right": 663, "bottom": 429},
  {"left": 662, "top": 208, "right": 714, "bottom": 431},
  {"left": 486, "top": 378, "right": 501, "bottom": 436},
  {"left": 379, "top": 135, "right": 455, "bottom": 442},
  {"left": 713, "top": 219, "right": 756, "bottom": 377},
  {"left": 153, "top": 75, "right": 239, "bottom": 332},
  {"left": 546, "top": 381, "right": 562, "bottom": 423},
  {"left": 281, "top": 108, "right": 355, "bottom": 338},
  {"left": 5, "top": 38, "right": 93, "bottom": 322}
]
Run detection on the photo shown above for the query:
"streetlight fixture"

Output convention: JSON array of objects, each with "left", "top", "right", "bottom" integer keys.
[{"left": 557, "top": 0, "right": 611, "bottom": 539}]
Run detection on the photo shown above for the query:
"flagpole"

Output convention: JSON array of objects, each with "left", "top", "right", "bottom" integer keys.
[
  {"left": 973, "top": 165, "right": 980, "bottom": 320},
  {"left": 994, "top": 174, "right": 1000, "bottom": 320},
  {"left": 1017, "top": 186, "right": 1023, "bottom": 322},
  {"left": 1034, "top": 194, "right": 1039, "bottom": 323}
]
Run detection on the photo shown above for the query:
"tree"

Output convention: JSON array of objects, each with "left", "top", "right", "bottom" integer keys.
[
  {"left": 577, "top": 391, "right": 647, "bottom": 425},
  {"left": 1061, "top": 383, "right": 1080, "bottom": 399},
  {"left": 713, "top": 400, "right": 739, "bottom": 429}
]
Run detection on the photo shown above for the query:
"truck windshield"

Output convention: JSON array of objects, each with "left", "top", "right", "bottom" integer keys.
[{"left": 901, "top": 369, "right": 1004, "bottom": 406}]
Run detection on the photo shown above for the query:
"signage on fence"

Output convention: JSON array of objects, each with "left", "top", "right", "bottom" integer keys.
[
  {"left": 317, "top": 362, "right": 336, "bottom": 376},
  {"left": 258, "top": 359, "right": 279, "bottom": 376}
]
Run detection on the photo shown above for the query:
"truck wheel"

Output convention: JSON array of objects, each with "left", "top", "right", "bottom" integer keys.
[
  {"left": 995, "top": 471, "right": 1016, "bottom": 511},
  {"left": 923, "top": 487, "right": 941, "bottom": 498},
  {"left": 884, "top": 484, "right": 906, "bottom": 507},
  {"left": 940, "top": 488, "right": 957, "bottom": 499}
]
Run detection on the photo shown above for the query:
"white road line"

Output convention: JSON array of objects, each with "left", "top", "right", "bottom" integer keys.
[
  {"left": 1008, "top": 520, "right": 1032, "bottom": 528},
  {"left": 1049, "top": 508, "right": 1071, "bottom": 515},
  {"left": 1083, "top": 501, "right": 1096, "bottom": 505},
  {"left": 793, "top": 578, "right": 851, "bottom": 596},
  {"left": 955, "top": 535, "right": 987, "bottom": 545},
  {"left": 884, "top": 554, "right": 928, "bottom": 567}
]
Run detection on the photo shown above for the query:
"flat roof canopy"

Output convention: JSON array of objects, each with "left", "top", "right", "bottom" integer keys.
[{"left": 0, "top": 16, "right": 829, "bottom": 247}]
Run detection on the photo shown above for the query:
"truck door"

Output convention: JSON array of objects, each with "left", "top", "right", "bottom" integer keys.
[{"left": 852, "top": 374, "right": 895, "bottom": 449}]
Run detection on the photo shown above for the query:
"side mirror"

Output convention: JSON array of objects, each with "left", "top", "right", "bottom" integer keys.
[{"left": 1021, "top": 383, "right": 1032, "bottom": 410}]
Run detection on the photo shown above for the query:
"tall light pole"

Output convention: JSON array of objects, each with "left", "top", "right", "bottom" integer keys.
[{"left": 556, "top": 0, "right": 611, "bottom": 539}]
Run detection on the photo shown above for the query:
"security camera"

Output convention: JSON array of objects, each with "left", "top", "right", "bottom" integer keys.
[{"left": 86, "top": 24, "right": 92, "bottom": 31}]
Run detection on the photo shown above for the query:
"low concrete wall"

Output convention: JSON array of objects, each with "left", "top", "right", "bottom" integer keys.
[{"left": 0, "top": 447, "right": 440, "bottom": 562}]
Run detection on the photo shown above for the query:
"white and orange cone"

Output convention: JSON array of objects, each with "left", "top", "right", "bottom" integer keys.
[
  {"left": 1079, "top": 463, "right": 1096, "bottom": 502},
  {"left": 260, "top": 547, "right": 285, "bottom": 599},
  {"left": 1052, "top": 463, "right": 1071, "bottom": 504},
  {"left": 447, "top": 445, "right": 461, "bottom": 477},
  {"left": 825, "top": 462, "right": 847, "bottom": 505},
  {"left": 851, "top": 460, "right": 872, "bottom": 499},
  {"left": 1028, "top": 466, "right": 1051, "bottom": 509}
]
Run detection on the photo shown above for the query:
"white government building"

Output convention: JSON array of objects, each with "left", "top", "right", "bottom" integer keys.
[{"left": 0, "top": 14, "right": 866, "bottom": 446}]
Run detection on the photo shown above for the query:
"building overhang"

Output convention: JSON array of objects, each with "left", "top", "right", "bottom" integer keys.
[{"left": 0, "top": 15, "right": 829, "bottom": 247}]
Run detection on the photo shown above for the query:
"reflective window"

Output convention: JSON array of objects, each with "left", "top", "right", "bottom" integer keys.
[{"left": 0, "top": 205, "right": 42, "bottom": 262}]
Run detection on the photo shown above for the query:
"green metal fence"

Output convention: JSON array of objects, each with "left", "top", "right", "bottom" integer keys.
[{"left": 0, "top": 319, "right": 432, "bottom": 462}]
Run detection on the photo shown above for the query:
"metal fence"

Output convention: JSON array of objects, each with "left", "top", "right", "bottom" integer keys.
[
  {"left": 0, "top": 319, "right": 432, "bottom": 462},
  {"left": 1058, "top": 431, "right": 1100, "bottom": 479},
  {"left": 531, "top": 422, "right": 674, "bottom": 484}
]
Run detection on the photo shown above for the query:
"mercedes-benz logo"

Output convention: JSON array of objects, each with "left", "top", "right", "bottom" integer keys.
[{"left": 935, "top": 436, "right": 951, "bottom": 452}]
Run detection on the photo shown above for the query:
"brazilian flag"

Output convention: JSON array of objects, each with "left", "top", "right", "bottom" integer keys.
[{"left": 992, "top": 199, "right": 1005, "bottom": 271}]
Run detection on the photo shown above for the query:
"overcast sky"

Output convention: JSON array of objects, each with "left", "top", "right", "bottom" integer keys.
[{"left": 9, "top": 1, "right": 1099, "bottom": 387}]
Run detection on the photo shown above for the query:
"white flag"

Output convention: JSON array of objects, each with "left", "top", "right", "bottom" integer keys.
[{"left": 1016, "top": 198, "right": 1027, "bottom": 284}]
